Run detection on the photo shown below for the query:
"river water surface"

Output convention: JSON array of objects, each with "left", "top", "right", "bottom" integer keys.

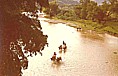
[{"left": 22, "top": 18, "right": 118, "bottom": 76}]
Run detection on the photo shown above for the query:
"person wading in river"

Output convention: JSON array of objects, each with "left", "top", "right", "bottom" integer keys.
[
  {"left": 58, "top": 45, "right": 62, "bottom": 50},
  {"left": 62, "top": 41, "right": 67, "bottom": 50},
  {"left": 51, "top": 52, "right": 57, "bottom": 61}
]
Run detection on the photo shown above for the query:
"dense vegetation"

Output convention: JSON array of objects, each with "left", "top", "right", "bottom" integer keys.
[
  {"left": 0, "top": 0, "right": 49, "bottom": 76},
  {"left": 45, "top": 0, "right": 118, "bottom": 36}
]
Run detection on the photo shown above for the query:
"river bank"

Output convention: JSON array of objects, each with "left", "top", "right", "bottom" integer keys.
[{"left": 44, "top": 18, "right": 118, "bottom": 37}]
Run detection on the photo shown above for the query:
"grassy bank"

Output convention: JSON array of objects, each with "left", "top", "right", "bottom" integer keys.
[{"left": 49, "top": 17, "right": 118, "bottom": 37}]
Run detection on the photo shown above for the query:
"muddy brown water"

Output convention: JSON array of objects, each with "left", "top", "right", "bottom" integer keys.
[{"left": 22, "top": 18, "right": 118, "bottom": 76}]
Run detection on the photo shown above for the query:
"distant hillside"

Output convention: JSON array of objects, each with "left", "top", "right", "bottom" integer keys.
[
  {"left": 49, "top": 0, "right": 106, "bottom": 5},
  {"left": 94, "top": 0, "right": 107, "bottom": 5},
  {"left": 49, "top": 0, "right": 79, "bottom": 5},
  {"left": 74, "top": 0, "right": 107, "bottom": 5}
]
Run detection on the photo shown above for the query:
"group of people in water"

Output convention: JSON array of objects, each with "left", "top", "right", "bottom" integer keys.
[
  {"left": 51, "top": 41, "right": 67, "bottom": 62},
  {"left": 59, "top": 41, "right": 67, "bottom": 52}
]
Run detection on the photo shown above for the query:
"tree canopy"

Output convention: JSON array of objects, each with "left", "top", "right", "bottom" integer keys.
[{"left": 0, "top": 0, "right": 49, "bottom": 76}]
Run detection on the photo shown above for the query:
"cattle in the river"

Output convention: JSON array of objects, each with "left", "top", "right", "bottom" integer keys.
[
  {"left": 51, "top": 56, "right": 62, "bottom": 62},
  {"left": 58, "top": 45, "right": 63, "bottom": 50},
  {"left": 58, "top": 41, "right": 67, "bottom": 53},
  {"left": 50, "top": 52, "right": 62, "bottom": 62},
  {"left": 56, "top": 57, "right": 62, "bottom": 62}
]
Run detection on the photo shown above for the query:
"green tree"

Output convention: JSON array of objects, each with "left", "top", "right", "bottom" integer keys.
[
  {"left": 99, "top": 1, "right": 111, "bottom": 21},
  {"left": 79, "top": 0, "right": 91, "bottom": 19},
  {"left": 99, "top": 0, "right": 118, "bottom": 22},
  {"left": 80, "top": 7, "right": 87, "bottom": 19},
  {"left": 62, "top": 10, "right": 76, "bottom": 20},
  {"left": 108, "top": 0, "right": 118, "bottom": 21},
  {"left": 49, "top": 1, "right": 60, "bottom": 17},
  {"left": 74, "top": 5, "right": 82, "bottom": 18},
  {"left": 95, "top": 8, "right": 106, "bottom": 23},
  {"left": 86, "top": 1, "right": 98, "bottom": 20},
  {"left": 0, "top": 0, "right": 49, "bottom": 76},
  {"left": 109, "top": 0, "right": 118, "bottom": 5},
  {"left": 100, "top": 1, "right": 110, "bottom": 12},
  {"left": 79, "top": 0, "right": 90, "bottom": 5}
]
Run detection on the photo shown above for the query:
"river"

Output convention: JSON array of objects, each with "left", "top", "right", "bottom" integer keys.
[{"left": 22, "top": 18, "right": 118, "bottom": 76}]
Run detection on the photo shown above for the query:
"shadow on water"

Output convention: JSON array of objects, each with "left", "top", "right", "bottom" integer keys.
[
  {"left": 59, "top": 49, "right": 67, "bottom": 54},
  {"left": 51, "top": 61, "right": 64, "bottom": 69}
]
